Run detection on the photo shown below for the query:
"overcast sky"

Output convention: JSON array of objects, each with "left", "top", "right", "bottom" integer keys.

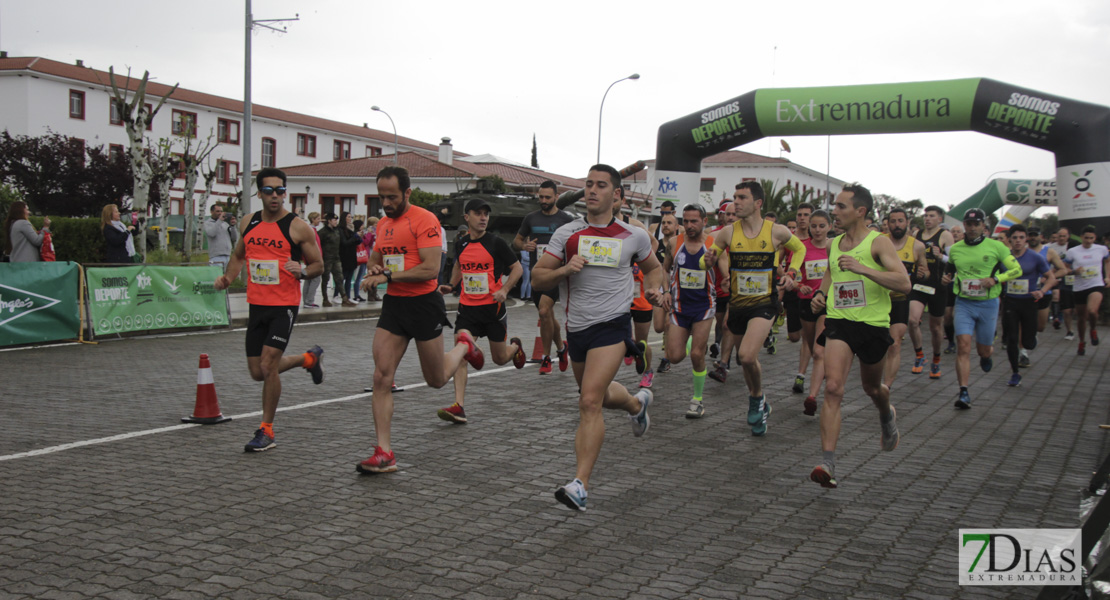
[{"left": 2, "top": 0, "right": 1109, "bottom": 208}]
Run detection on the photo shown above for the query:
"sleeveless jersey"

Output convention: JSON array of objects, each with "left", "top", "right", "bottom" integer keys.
[
  {"left": 454, "top": 233, "right": 518, "bottom": 306},
  {"left": 728, "top": 220, "right": 777, "bottom": 309},
  {"left": 797, "top": 238, "right": 829, "bottom": 300},
  {"left": 671, "top": 238, "right": 715, "bottom": 316},
  {"left": 915, "top": 229, "right": 945, "bottom": 295},
  {"left": 884, "top": 234, "right": 916, "bottom": 301},
  {"left": 243, "top": 212, "right": 301, "bottom": 307},
  {"left": 827, "top": 230, "right": 891, "bottom": 328},
  {"left": 374, "top": 204, "right": 443, "bottom": 297},
  {"left": 624, "top": 215, "right": 653, "bottom": 312}
]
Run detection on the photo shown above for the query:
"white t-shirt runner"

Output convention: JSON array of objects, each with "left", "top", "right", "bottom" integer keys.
[{"left": 1064, "top": 244, "right": 1109, "bottom": 292}]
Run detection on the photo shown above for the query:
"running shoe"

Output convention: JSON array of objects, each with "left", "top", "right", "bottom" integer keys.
[
  {"left": 766, "top": 336, "right": 777, "bottom": 355},
  {"left": 748, "top": 395, "right": 768, "bottom": 427},
  {"left": 1053, "top": 317, "right": 1061, "bottom": 330},
  {"left": 1078, "top": 342, "right": 1086, "bottom": 356},
  {"left": 557, "top": 341, "right": 569, "bottom": 371},
  {"left": 1018, "top": 353, "right": 1031, "bottom": 368},
  {"left": 929, "top": 362, "right": 942, "bottom": 379},
  {"left": 633, "top": 341, "right": 651, "bottom": 375},
  {"left": 709, "top": 363, "right": 728, "bottom": 383},
  {"left": 686, "top": 400, "right": 705, "bottom": 419},
  {"left": 1007, "top": 373, "right": 1022, "bottom": 387},
  {"left": 244, "top": 428, "right": 275, "bottom": 452},
  {"left": 709, "top": 343, "right": 719, "bottom": 359},
  {"left": 356, "top": 446, "right": 397, "bottom": 474},
  {"left": 810, "top": 463, "right": 837, "bottom": 488},
  {"left": 880, "top": 406, "right": 899, "bottom": 451},
  {"left": 305, "top": 345, "right": 324, "bottom": 384},
  {"left": 911, "top": 356, "right": 925, "bottom": 375},
  {"left": 509, "top": 337, "right": 526, "bottom": 369},
  {"left": 763, "top": 334, "right": 773, "bottom": 349},
  {"left": 954, "top": 389, "right": 971, "bottom": 410},
  {"left": 1092, "top": 329, "right": 1100, "bottom": 346},
  {"left": 455, "top": 330, "right": 485, "bottom": 370},
  {"left": 437, "top": 402, "right": 467, "bottom": 424},
  {"left": 803, "top": 396, "right": 817, "bottom": 416},
  {"left": 792, "top": 374, "right": 805, "bottom": 394},
  {"left": 657, "top": 358, "right": 671, "bottom": 373},
  {"left": 979, "top": 356, "right": 992, "bottom": 373},
  {"left": 624, "top": 356, "right": 634, "bottom": 366},
  {"left": 1065, "top": 332, "right": 1076, "bottom": 341},
  {"left": 539, "top": 356, "right": 553, "bottom": 374},
  {"left": 554, "top": 478, "right": 587, "bottom": 512},
  {"left": 638, "top": 370, "right": 654, "bottom": 389},
  {"left": 629, "top": 389, "right": 652, "bottom": 437},
  {"left": 774, "top": 311, "right": 785, "bottom": 328},
  {"left": 944, "top": 342, "right": 956, "bottom": 354},
  {"left": 303, "top": 302, "right": 319, "bottom": 309}
]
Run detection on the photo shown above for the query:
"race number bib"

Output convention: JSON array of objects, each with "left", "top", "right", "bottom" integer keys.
[
  {"left": 632, "top": 281, "right": 641, "bottom": 298},
  {"left": 832, "top": 280, "right": 867, "bottom": 309},
  {"left": 578, "top": 236, "right": 621, "bottom": 267},
  {"left": 679, "top": 268, "right": 707, "bottom": 290},
  {"left": 804, "top": 259, "right": 828, "bottom": 281},
  {"left": 536, "top": 244, "right": 547, "bottom": 257},
  {"left": 462, "top": 273, "right": 489, "bottom": 295},
  {"left": 1079, "top": 266, "right": 1099, "bottom": 279},
  {"left": 249, "top": 259, "right": 280, "bottom": 285},
  {"left": 384, "top": 254, "right": 405, "bottom": 273},
  {"left": 912, "top": 283, "right": 936, "bottom": 295},
  {"left": 1064, "top": 274, "right": 1076, "bottom": 286},
  {"left": 733, "top": 271, "right": 771, "bottom": 296},
  {"left": 1006, "top": 279, "right": 1029, "bottom": 295},
  {"left": 960, "top": 278, "right": 988, "bottom": 298}
]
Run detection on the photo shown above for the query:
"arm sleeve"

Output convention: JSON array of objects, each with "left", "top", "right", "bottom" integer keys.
[
  {"left": 996, "top": 249, "right": 1023, "bottom": 283},
  {"left": 16, "top": 221, "right": 45, "bottom": 248},
  {"left": 783, "top": 235, "right": 806, "bottom": 274}
]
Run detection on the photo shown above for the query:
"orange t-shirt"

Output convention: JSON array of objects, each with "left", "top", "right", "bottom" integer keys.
[{"left": 374, "top": 204, "right": 443, "bottom": 297}]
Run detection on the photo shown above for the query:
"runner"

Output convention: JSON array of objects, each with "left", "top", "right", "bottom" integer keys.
[
  {"left": 532, "top": 164, "right": 661, "bottom": 512},
  {"left": 797, "top": 209, "right": 831, "bottom": 416},
  {"left": 943, "top": 224, "right": 965, "bottom": 354},
  {"left": 710, "top": 181, "right": 806, "bottom": 436},
  {"left": 1044, "top": 228, "right": 1070, "bottom": 332},
  {"left": 708, "top": 201, "right": 738, "bottom": 382},
  {"left": 435, "top": 198, "right": 527, "bottom": 424},
  {"left": 1063, "top": 225, "right": 1110, "bottom": 355},
  {"left": 1001, "top": 224, "right": 1055, "bottom": 386},
  {"left": 809, "top": 184, "right": 910, "bottom": 489},
  {"left": 356, "top": 166, "right": 485, "bottom": 474},
  {"left": 213, "top": 167, "right": 326, "bottom": 453},
  {"left": 514, "top": 180, "right": 573, "bottom": 374},
  {"left": 614, "top": 186, "right": 657, "bottom": 385},
  {"left": 942, "top": 208, "right": 1022, "bottom": 409},
  {"left": 1053, "top": 228, "right": 1079, "bottom": 340},
  {"left": 660, "top": 203, "right": 717, "bottom": 418},
  {"left": 652, "top": 212, "right": 680, "bottom": 374},
  {"left": 882, "top": 208, "right": 928, "bottom": 392},
  {"left": 788, "top": 203, "right": 814, "bottom": 393},
  {"left": 1025, "top": 227, "right": 1067, "bottom": 367},
  {"left": 908, "top": 206, "right": 954, "bottom": 379}
]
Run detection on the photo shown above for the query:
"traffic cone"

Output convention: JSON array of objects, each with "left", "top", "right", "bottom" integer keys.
[
  {"left": 530, "top": 318, "right": 544, "bottom": 362},
  {"left": 182, "top": 354, "right": 232, "bottom": 424}
]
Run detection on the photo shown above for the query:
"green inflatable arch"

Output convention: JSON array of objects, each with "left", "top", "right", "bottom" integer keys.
[{"left": 653, "top": 78, "right": 1110, "bottom": 235}]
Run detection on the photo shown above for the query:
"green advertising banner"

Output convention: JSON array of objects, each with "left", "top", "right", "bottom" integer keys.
[
  {"left": 0, "top": 262, "right": 81, "bottom": 347},
  {"left": 86, "top": 265, "right": 228, "bottom": 335}
]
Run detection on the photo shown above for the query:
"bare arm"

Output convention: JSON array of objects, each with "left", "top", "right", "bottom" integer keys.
[
  {"left": 289, "top": 218, "right": 323, "bottom": 279},
  {"left": 914, "top": 240, "right": 929, "bottom": 280},
  {"left": 214, "top": 218, "right": 251, "bottom": 289},
  {"left": 531, "top": 252, "right": 582, "bottom": 291}
]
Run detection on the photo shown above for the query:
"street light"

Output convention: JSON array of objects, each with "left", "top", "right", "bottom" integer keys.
[
  {"left": 984, "top": 169, "right": 1018, "bottom": 186},
  {"left": 597, "top": 73, "right": 640, "bottom": 163},
  {"left": 371, "top": 106, "right": 398, "bottom": 164}
]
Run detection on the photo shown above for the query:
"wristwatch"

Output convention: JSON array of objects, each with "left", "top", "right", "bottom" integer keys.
[{"left": 384, "top": 269, "right": 392, "bottom": 283}]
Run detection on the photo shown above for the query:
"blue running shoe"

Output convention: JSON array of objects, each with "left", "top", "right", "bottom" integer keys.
[
  {"left": 954, "top": 389, "right": 972, "bottom": 410},
  {"left": 979, "top": 356, "right": 992, "bottom": 373},
  {"left": 747, "top": 395, "right": 766, "bottom": 426},
  {"left": 244, "top": 428, "right": 275, "bottom": 452},
  {"left": 1007, "top": 373, "right": 1022, "bottom": 387},
  {"left": 751, "top": 399, "right": 771, "bottom": 436},
  {"left": 629, "top": 389, "right": 652, "bottom": 437},
  {"left": 555, "top": 478, "right": 587, "bottom": 512},
  {"left": 306, "top": 345, "right": 324, "bottom": 384}
]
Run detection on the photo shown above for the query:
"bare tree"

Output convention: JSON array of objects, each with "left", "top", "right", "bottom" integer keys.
[
  {"left": 171, "top": 119, "right": 220, "bottom": 258},
  {"left": 194, "top": 164, "right": 221, "bottom": 254},
  {"left": 146, "top": 138, "right": 177, "bottom": 252}
]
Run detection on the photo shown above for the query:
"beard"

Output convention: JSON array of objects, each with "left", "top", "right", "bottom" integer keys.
[
  {"left": 890, "top": 227, "right": 906, "bottom": 240},
  {"left": 383, "top": 200, "right": 407, "bottom": 218},
  {"left": 539, "top": 200, "right": 556, "bottom": 212}
]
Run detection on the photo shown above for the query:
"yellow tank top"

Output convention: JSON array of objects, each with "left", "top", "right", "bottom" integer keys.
[
  {"left": 827, "top": 230, "right": 891, "bottom": 328},
  {"left": 728, "top": 220, "right": 777, "bottom": 309},
  {"left": 884, "top": 234, "right": 915, "bottom": 301}
]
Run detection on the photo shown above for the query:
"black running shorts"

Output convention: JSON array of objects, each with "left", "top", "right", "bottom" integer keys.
[
  {"left": 889, "top": 299, "right": 910, "bottom": 326},
  {"left": 726, "top": 300, "right": 780, "bottom": 337},
  {"left": 246, "top": 304, "right": 299, "bottom": 357},
  {"left": 816, "top": 318, "right": 894, "bottom": 366},
  {"left": 784, "top": 290, "right": 802, "bottom": 333},
  {"left": 378, "top": 292, "right": 451, "bottom": 342},
  {"left": 631, "top": 308, "right": 653, "bottom": 324},
  {"left": 454, "top": 302, "right": 508, "bottom": 342},
  {"left": 799, "top": 296, "right": 825, "bottom": 323},
  {"left": 910, "top": 285, "right": 947, "bottom": 318}
]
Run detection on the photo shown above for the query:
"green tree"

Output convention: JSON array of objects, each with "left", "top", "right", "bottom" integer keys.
[
  {"left": 409, "top": 187, "right": 445, "bottom": 208},
  {"left": 477, "top": 175, "right": 508, "bottom": 193},
  {"left": 759, "top": 178, "right": 795, "bottom": 221},
  {"left": 0, "top": 131, "right": 132, "bottom": 217},
  {"left": 531, "top": 134, "right": 538, "bottom": 169}
]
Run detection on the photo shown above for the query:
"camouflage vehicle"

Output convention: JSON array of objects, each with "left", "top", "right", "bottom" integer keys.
[{"left": 429, "top": 180, "right": 566, "bottom": 249}]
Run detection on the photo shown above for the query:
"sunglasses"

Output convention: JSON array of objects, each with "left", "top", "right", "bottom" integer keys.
[{"left": 260, "top": 186, "right": 287, "bottom": 196}]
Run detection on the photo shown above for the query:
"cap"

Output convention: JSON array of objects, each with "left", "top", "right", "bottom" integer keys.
[
  {"left": 717, "top": 201, "right": 732, "bottom": 213},
  {"left": 963, "top": 208, "right": 986, "bottom": 223},
  {"left": 464, "top": 198, "right": 491, "bottom": 213},
  {"left": 324, "top": 212, "right": 338, "bottom": 221},
  {"left": 1027, "top": 226, "right": 1042, "bottom": 236}
]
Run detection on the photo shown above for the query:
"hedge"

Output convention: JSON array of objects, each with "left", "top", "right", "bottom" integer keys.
[{"left": 28, "top": 216, "right": 106, "bottom": 264}]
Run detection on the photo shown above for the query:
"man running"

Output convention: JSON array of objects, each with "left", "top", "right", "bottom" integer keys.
[
  {"left": 1046, "top": 228, "right": 1073, "bottom": 335},
  {"left": 942, "top": 208, "right": 1021, "bottom": 409},
  {"left": 652, "top": 212, "right": 680, "bottom": 372},
  {"left": 708, "top": 201, "right": 738, "bottom": 381},
  {"left": 213, "top": 167, "right": 326, "bottom": 452},
  {"left": 1001, "top": 224, "right": 1055, "bottom": 386},
  {"left": 809, "top": 184, "right": 910, "bottom": 488},
  {"left": 943, "top": 224, "right": 965, "bottom": 354},
  {"left": 614, "top": 188, "right": 657, "bottom": 386},
  {"left": 1063, "top": 225, "right": 1110, "bottom": 355},
  {"left": 661, "top": 203, "right": 717, "bottom": 418},
  {"left": 711, "top": 182, "right": 806, "bottom": 436},
  {"left": 436, "top": 198, "right": 527, "bottom": 424},
  {"left": 1024, "top": 227, "right": 1067, "bottom": 366},
  {"left": 514, "top": 180, "right": 573, "bottom": 374},
  {"left": 356, "top": 166, "right": 485, "bottom": 473},
  {"left": 882, "top": 208, "right": 928, "bottom": 392},
  {"left": 532, "top": 164, "right": 661, "bottom": 512},
  {"left": 908, "top": 206, "right": 954, "bottom": 379},
  {"left": 788, "top": 203, "right": 814, "bottom": 393}
]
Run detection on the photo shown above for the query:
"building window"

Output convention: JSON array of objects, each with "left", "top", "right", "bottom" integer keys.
[
  {"left": 365, "top": 194, "right": 381, "bottom": 218},
  {"left": 700, "top": 178, "right": 716, "bottom": 192},
  {"left": 366, "top": 145, "right": 382, "bottom": 157},
  {"left": 217, "top": 160, "right": 240, "bottom": 185},
  {"left": 741, "top": 177, "right": 757, "bottom": 182},
  {"left": 333, "top": 140, "right": 350, "bottom": 160},
  {"left": 69, "top": 90, "right": 85, "bottom": 119},
  {"left": 109, "top": 144, "right": 125, "bottom": 162},
  {"left": 290, "top": 194, "right": 307, "bottom": 216},
  {"left": 217, "top": 118, "right": 240, "bottom": 145},
  {"left": 109, "top": 101, "right": 123, "bottom": 126},
  {"left": 297, "top": 133, "right": 316, "bottom": 157},
  {"left": 172, "top": 109, "right": 198, "bottom": 137},
  {"left": 262, "top": 138, "right": 276, "bottom": 168}
]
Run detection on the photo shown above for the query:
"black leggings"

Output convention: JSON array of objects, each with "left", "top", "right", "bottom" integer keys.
[{"left": 1003, "top": 297, "right": 1038, "bottom": 372}]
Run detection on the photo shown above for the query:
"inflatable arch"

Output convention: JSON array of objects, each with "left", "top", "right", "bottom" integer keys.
[
  {"left": 947, "top": 178, "right": 1056, "bottom": 233},
  {"left": 653, "top": 79, "right": 1110, "bottom": 236}
]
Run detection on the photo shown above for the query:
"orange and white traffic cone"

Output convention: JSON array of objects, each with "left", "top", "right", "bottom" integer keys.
[
  {"left": 182, "top": 354, "right": 232, "bottom": 424},
  {"left": 530, "top": 317, "right": 544, "bottom": 362}
]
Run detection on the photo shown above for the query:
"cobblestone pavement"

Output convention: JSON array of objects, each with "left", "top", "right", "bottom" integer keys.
[{"left": 1, "top": 300, "right": 1107, "bottom": 599}]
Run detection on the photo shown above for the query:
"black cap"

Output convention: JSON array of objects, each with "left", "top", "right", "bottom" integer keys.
[
  {"left": 1027, "top": 226, "right": 1042, "bottom": 236},
  {"left": 963, "top": 208, "right": 986, "bottom": 223},
  {"left": 464, "top": 198, "right": 491, "bottom": 213}
]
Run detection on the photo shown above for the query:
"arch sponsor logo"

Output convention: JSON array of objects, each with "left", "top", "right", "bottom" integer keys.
[
  {"left": 0, "top": 284, "right": 61, "bottom": 327},
  {"left": 959, "top": 529, "right": 1080, "bottom": 586}
]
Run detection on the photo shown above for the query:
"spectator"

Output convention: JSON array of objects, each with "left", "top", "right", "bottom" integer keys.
[
  {"left": 4, "top": 201, "right": 51, "bottom": 263},
  {"left": 204, "top": 203, "right": 238, "bottom": 270},
  {"left": 362, "top": 217, "right": 380, "bottom": 301},
  {"left": 340, "top": 212, "right": 362, "bottom": 303},
  {"left": 318, "top": 212, "right": 355, "bottom": 307},
  {"left": 351, "top": 218, "right": 368, "bottom": 301},
  {"left": 301, "top": 212, "right": 323, "bottom": 308},
  {"left": 101, "top": 204, "right": 135, "bottom": 264}
]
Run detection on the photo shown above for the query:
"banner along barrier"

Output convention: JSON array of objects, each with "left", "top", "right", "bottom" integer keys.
[
  {"left": 654, "top": 78, "right": 1110, "bottom": 237},
  {"left": 0, "top": 262, "right": 82, "bottom": 347},
  {"left": 85, "top": 265, "right": 228, "bottom": 336}
]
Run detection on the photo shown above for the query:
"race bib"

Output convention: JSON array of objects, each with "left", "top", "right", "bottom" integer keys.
[
  {"left": 462, "top": 273, "right": 489, "bottom": 295},
  {"left": 912, "top": 283, "right": 936, "bottom": 295},
  {"left": 384, "top": 254, "right": 405, "bottom": 273},
  {"left": 1079, "top": 266, "right": 1099, "bottom": 279},
  {"left": 733, "top": 270, "right": 771, "bottom": 296},
  {"left": 960, "top": 278, "right": 988, "bottom": 298},
  {"left": 249, "top": 259, "right": 280, "bottom": 285},
  {"left": 632, "top": 282, "right": 641, "bottom": 298},
  {"left": 578, "top": 236, "right": 621, "bottom": 267},
  {"left": 679, "top": 268, "right": 707, "bottom": 290},
  {"left": 1006, "top": 279, "right": 1029, "bottom": 295},
  {"left": 536, "top": 244, "right": 547, "bottom": 257},
  {"left": 1064, "top": 274, "right": 1076, "bottom": 286},
  {"left": 804, "top": 259, "right": 828, "bottom": 281},
  {"left": 832, "top": 280, "right": 867, "bottom": 309}
]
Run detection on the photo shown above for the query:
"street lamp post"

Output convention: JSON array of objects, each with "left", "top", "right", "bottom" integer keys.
[
  {"left": 597, "top": 73, "right": 640, "bottom": 164},
  {"left": 984, "top": 169, "right": 1018, "bottom": 186},
  {"left": 372, "top": 106, "right": 398, "bottom": 164}
]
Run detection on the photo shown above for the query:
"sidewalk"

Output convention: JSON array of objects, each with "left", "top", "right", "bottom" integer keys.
[{"left": 227, "top": 290, "right": 461, "bottom": 327}]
